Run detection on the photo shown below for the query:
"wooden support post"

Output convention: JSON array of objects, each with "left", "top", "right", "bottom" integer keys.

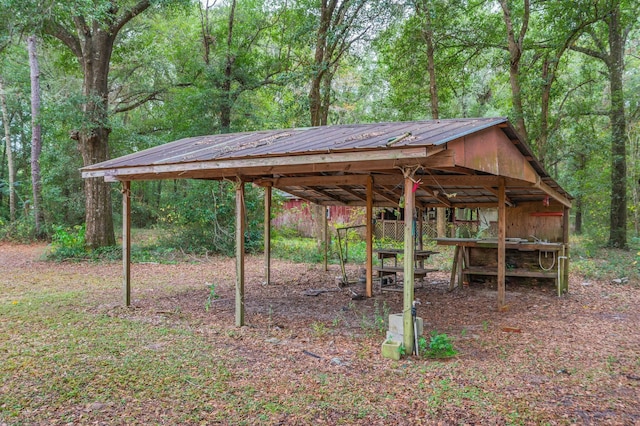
[
  {"left": 366, "top": 175, "right": 373, "bottom": 297},
  {"left": 462, "top": 247, "right": 469, "bottom": 286},
  {"left": 235, "top": 180, "right": 245, "bottom": 327},
  {"left": 457, "top": 246, "right": 466, "bottom": 288},
  {"left": 418, "top": 208, "right": 424, "bottom": 267},
  {"left": 437, "top": 207, "right": 446, "bottom": 238},
  {"left": 561, "top": 205, "right": 570, "bottom": 294},
  {"left": 449, "top": 245, "right": 459, "bottom": 291},
  {"left": 418, "top": 208, "right": 424, "bottom": 249},
  {"left": 403, "top": 173, "right": 416, "bottom": 354},
  {"left": 323, "top": 206, "right": 328, "bottom": 272},
  {"left": 122, "top": 181, "right": 131, "bottom": 307},
  {"left": 264, "top": 184, "right": 272, "bottom": 285},
  {"left": 497, "top": 177, "right": 506, "bottom": 310}
]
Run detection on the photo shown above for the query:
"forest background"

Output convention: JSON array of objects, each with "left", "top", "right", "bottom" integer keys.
[{"left": 0, "top": 0, "right": 639, "bottom": 256}]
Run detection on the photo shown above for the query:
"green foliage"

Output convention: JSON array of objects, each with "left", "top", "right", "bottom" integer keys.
[
  {"left": 272, "top": 236, "right": 325, "bottom": 263},
  {"left": 48, "top": 224, "right": 86, "bottom": 260},
  {"left": 570, "top": 238, "right": 639, "bottom": 282},
  {"left": 153, "top": 180, "right": 264, "bottom": 256},
  {"left": 0, "top": 216, "right": 39, "bottom": 242},
  {"left": 271, "top": 233, "right": 369, "bottom": 265},
  {"left": 204, "top": 282, "right": 220, "bottom": 312},
  {"left": 333, "top": 237, "right": 367, "bottom": 265},
  {"left": 418, "top": 336, "right": 428, "bottom": 354},
  {"left": 46, "top": 225, "right": 123, "bottom": 262},
  {"left": 373, "top": 300, "right": 390, "bottom": 334},
  {"left": 0, "top": 0, "right": 639, "bottom": 254},
  {"left": 422, "top": 331, "right": 457, "bottom": 359},
  {"left": 311, "top": 321, "right": 329, "bottom": 337}
]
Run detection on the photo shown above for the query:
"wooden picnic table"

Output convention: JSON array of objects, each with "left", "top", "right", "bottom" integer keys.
[
  {"left": 373, "top": 248, "right": 439, "bottom": 283},
  {"left": 375, "top": 248, "right": 439, "bottom": 267}
]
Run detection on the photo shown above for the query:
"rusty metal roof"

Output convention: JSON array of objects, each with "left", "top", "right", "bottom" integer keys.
[
  {"left": 87, "top": 117, "right": 507, "bottom": 166},
  {"left": 82, "top": 117, "right": 571, "bottom": 209}
]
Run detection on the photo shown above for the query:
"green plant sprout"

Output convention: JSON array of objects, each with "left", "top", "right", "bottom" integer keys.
[
  {"left": 422, "top": 331, "right": 458, "bottom": 358},
  {"left": 204, "top": 282, "right": 220, "bottom": 311}
]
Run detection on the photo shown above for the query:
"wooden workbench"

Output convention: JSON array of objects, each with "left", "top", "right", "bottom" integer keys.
[{"left": 435, "top": 238, "right": 567, "bottom": 295}]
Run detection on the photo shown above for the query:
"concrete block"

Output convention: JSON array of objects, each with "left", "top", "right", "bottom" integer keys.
[
  {"left": 381, "top": 340, "right": 402, "bottom": 360},
  {"left": 386, "top": 330, "right": 403, "bottom": 343},
  {"left": 388, "top": 313, "right": 423, "bottom": 336}
]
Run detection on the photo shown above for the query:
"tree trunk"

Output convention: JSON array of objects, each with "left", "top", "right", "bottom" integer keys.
[
  {"left": 0, "top": 76, "right": 15, "bottom": 222},
  {"left": 570, "top": 2, "right": 628, "bottom": 248},
  {"left": 499, "top": 0, "right": 529, "bottom": 142},
  {"left": 45, "top": 0, "right": 151, "bottom": 248},
  {"left": 220, "top": 0, "right": 236, "bottom": 133},
  {"left": 77, "top": 30, "right": 116, "bottom": 248},
  {"left": 606, "top": 6, "right": 627, "bottom": 249},
  {"left": 28, "top": 35, "right": 45, "bottom": 236},
  {"left": 416, "top": 1, "right": 445, "bottom": 236},
  {"left": 538, "top": 57, "right": 551, "bottom": 166},
  {"left": 309, "top": 0, "right": 334, "bottom": 127},
  {"left": 417, "top": 0, "right": 439, "bottom": 120},
  {"left": 632, "top": 132, "right": 639, "bottom": 237},
  {"left": 574, "top": 153, "right": 586, "bottom": 235},
  {"left": 320, "top": 70, "right": 333, "bottom": 125}
]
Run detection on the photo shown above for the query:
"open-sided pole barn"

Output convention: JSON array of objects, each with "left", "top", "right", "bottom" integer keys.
[{"left": 82, "top": 117, "right": 572, "bottom": 354}]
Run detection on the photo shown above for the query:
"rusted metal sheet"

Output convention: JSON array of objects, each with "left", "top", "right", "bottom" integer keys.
[
  {"left": 82, "top": 117, "right": 572, "bottom": 208},
  {"left": 89, "top": 118, "right": 508, "bottom": 170}
]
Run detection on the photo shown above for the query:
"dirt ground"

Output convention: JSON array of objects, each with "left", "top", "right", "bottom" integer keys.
[{"left": 1, "top": 242, "right": 640, "bottom": 424}]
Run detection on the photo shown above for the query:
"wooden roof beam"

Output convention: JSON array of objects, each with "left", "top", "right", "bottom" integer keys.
[
  {"left": 418, "top": 185, "right": 453, "bottom": 207},
  {"left": 483, "top": 186, "right": 515, "bottom": 206},
  {"left": 338, "top": 185, "right": 367, "bottom": 201},
  {"left": 373, "top": 174, "right": 502, "bottom": 187},
  {"left": 424, "top": 166, "right": 475, "bottom": 175},
  {"left": 83, "top": 147, "right": 430, "bottom": 179},
  {"left": 377, "top": 184, "right": 431, "bottom": 210},
  {"left": 506, "top": 178, "right": 572, "bottom": 208},
  {"left": 372, "top": 185, "right": 400, "bottom": 207},
  {"left": 256, "top": 174, "right": 370, "bottom": 187},
  {"left": 308, "top": 186, "right": 348, "bottom": 204},
  {"left": 535, "top": 179, "right": 572, "bottom": 208}
]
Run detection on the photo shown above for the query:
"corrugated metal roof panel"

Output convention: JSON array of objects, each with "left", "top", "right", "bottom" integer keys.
[
  {"left": 87, "top": 118, "right": 508, "bottom": 171},
  {"left": 81, "top": 117, "right": 572, "bottom": 207}
]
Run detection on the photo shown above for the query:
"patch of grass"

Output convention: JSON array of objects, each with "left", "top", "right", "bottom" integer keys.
[
  {"left": 350, "top": 299, "right": 390, "bottom": 336},
  {"left": 0, "top": 291, "right": 238, "bottom": 424},
  {"left": 570, "top": 235, "right": 639, "bottom": 282},
  {"left": 45, "top": 226, "right": 182, "bottom": 264},
  {"left": 310, "top": 321, "right": 329, "bottom": 337},
  {"left": 5, "top": 240, "right": 640, "bottom": 424},
  {"left": 272, "top": 236, "right": 326, "bottom": 263},
  {"left": 272, "top": 234, "right": 370, "bottom": 265},
  {"left": 373, "top": 300, "right": 391, "bottom": 334},
  {"left": 571, "top": 247, "right": 638, "bottom": 281}
]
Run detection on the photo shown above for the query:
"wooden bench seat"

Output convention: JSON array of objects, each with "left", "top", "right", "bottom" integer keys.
[
  {"left": 374, "top": 266, "right": 438, "bottom": 279},
  {"left": 463, "top": 266, "right": 557, "bottom": 279}
]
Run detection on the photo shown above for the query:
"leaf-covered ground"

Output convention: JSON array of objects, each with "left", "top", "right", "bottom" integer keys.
[{"left": 1, "top": 242, "right": 639, "bottom": 425}]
